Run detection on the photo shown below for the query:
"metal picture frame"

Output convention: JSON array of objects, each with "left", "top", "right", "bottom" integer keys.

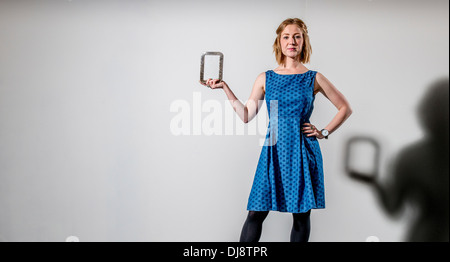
[{"left": 200, "top": 51, "right": 224, "bottom": 84}]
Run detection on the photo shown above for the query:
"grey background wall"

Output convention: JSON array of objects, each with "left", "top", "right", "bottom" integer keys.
[{"left": 0, "top": 0, "right": 448, "bottom": 241}]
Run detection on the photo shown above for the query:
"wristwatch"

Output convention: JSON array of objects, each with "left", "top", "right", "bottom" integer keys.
[{"left": 320, "top": 129, "right": 329, "bottom": 139}]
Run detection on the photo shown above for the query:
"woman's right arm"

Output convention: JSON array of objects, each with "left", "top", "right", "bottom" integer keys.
[{"left": 201, "top": 72, "right": 266, "bottom": 123}]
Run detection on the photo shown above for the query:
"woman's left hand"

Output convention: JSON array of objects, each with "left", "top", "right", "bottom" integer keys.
[{"left": 302, "top": 123, "right": 325, "bottom": 139}]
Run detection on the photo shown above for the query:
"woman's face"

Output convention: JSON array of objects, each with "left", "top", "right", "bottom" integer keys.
[{"left": 280, "top": 24, "right": 303, "bottom": 61}]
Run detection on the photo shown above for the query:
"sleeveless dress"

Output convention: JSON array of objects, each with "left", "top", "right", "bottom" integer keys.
[{"left": 246, "top": 69, "right": 325, "bottom": 213}]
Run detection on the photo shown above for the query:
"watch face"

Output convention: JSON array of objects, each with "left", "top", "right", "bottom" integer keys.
[{"left": 322, "top": 130, "right": 329, "bottom": 136}]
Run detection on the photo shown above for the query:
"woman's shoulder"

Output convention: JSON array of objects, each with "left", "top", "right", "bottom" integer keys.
[
  {"left": 314, "top": 71, "right": 326, "bottom": 81},
  {"left": 254, "top": 71, "right": 266, "bottom": 87},
  {"left": 257, "top": 71, "right": 268, "bottom": 80}
]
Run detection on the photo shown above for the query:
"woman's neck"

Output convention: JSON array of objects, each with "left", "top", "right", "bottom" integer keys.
[{"left": 281, "top": 57, "right": 303, "bottom": 70}]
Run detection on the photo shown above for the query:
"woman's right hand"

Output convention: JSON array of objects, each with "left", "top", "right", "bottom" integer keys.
[{"left": 199, "top": 78, "right": 227, "bottom": 90}]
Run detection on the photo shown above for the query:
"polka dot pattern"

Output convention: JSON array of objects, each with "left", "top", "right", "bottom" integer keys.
[{"left": 247, "top": 70, "right": 325, "bottom": 213}]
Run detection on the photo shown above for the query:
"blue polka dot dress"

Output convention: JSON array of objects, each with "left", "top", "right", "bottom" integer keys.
[{"left": 247, "top": 69, "right": 325, "bottom": 213}]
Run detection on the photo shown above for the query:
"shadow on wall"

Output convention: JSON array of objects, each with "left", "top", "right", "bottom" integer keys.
[{"left": 345, "top": 78, "right": 449, "bottom": 242}]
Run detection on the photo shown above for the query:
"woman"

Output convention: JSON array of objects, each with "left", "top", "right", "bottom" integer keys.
[{"left": 200, "top": 18, "right": 352, "bottom": 242}]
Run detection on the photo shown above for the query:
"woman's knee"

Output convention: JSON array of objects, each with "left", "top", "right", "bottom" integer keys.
[
  {"left": 247, "top": 211, "right": 269, "bottom": 222},
  {"left": 292, "top": 210, "right": 311, "bottom": 222}
]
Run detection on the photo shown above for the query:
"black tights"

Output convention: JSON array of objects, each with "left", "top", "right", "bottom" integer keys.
[{"left": 239, "top": 210, "right": 311, "bottom": 242}]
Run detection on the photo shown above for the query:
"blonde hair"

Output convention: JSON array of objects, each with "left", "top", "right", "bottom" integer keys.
[{"left": 273, "top": 18, "right": 312, "bottom": 65}]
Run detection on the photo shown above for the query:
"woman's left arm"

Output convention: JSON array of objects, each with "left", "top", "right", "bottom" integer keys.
[{"left": 303, "top": 72, "right": 352, "bottom": 138}]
